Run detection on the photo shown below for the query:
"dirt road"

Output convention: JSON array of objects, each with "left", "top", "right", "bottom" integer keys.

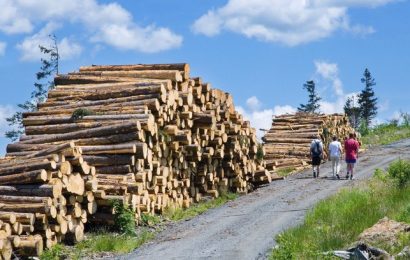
[{"left": 122, "top": 139, "right": 410, "bottom": 260}]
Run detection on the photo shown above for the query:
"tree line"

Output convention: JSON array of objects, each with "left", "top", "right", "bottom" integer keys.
[{"left": 298, "top": 68, "right": 378, "bottom": 132}]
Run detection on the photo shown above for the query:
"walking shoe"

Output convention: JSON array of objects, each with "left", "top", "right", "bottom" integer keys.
[
  {"left": 336, "top": 174, "right": 340, "bottom": 180},
  {"left": 350, "top": 175, "right": 353, "bottom": 180},
  {"left": 346, "top": 174, "right": 349, "bottom": 180}
]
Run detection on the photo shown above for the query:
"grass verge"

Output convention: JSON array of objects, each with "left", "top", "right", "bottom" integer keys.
[
  {"left": 41, "top": 192, "right": 239, "bottom": 259},
  {"left": 276, "top": 167, "right": 297, "bottom": 177},
  {"left": 41, "top": 229, "right": 155, "bottom": 260},
  {"left": 163, "top": 192, "right": 238, "bottom": 221},
  {"left": 361, "top": 123, "right": 410, "bottom": 147},
  {"left": 270, "top": 160, "right": 410, "bottom": 259}
]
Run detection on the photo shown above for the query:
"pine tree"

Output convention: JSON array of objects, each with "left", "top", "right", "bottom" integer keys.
[
  {"left": 298, "top": 80, "right": 321, "bottom": 113},
  {"left": 5, "top": 34, "right": 59, "bottom": 141},
  {"left": 344, "top": 96, "right": 361, "bottom": 129},
  {"left": 358, "top": 68, "right": 378, "bottom": 127}
]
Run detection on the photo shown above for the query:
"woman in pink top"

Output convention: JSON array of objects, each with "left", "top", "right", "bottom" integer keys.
[{"left": 344, "top": 133, "right": 359, "bottom": 180}]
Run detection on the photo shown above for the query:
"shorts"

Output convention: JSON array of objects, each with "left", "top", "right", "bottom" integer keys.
[
  {"left": 312, "top": 156, "right": 322, "bottom": 166},
  {"left": 346, "top": 159, "right": 356, "bottom": 164}
]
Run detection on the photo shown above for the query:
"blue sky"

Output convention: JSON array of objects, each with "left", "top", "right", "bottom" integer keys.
[{"left": 0, "top": 0, "right": 409, "bottom": 154}]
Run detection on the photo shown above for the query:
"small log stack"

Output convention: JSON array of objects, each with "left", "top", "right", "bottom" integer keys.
[
  {"left": 262, "top": 112, "right": 354, "bottom": 172},
  {"left": 0, "top": 63, "right": 271, "bottom": 258}
]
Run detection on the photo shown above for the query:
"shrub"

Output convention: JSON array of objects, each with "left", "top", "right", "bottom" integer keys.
[
  {"left": 256, "top": 144, "right": 264, "bottom": 162},
  {"left": 387, "top": 159, "right": 410, "bottom": 188},
  {"left": 112, "top": 201, "right": 136, "bottom": 236},
  {"left": 71, "top": 108, "right": 94, "bottom": 120}
]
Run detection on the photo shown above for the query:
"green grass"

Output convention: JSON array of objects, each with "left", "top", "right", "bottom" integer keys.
[
  {"left": 40, "top": 229, "right": 155, "bottom": 260},
  {"left": 361, "top": 123, "right": 410, "bottom": 147},
  {"left": 163, "top": 192, "right": 238, "bottom": 221},
  {"left": 277, "top": 167, "right": 297, "bottom": 177},
  {"left": 270, "top": 160, "right": 410, "bottom": 259},
  {"left": 41, "top": 193, "right": 239, "bottom": 259}
]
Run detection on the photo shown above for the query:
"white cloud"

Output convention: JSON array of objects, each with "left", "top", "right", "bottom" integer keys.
[
  {"left": 273, "top": 105, "right": 297, "bottom": 116},
  {"left": 0, "top": 42, "right": 6, "bottom": 56},
  {"left": 313, "top": 60, "right": 357, "bottom": 114},
  {"left": 314, "top": 60, "right": 343, "bottom": 96},
  {"left": 92, "top": 24, "right": 182, "bottom": 53},
  {"left": 0, "top": 105, "right": 15, "bottom": 135},
  {"left": 3, "top": 0, "right": 182, "bottom": 55},
  {"left": 246, "top": 96, "right": 262, "bottom": 111},
  {"left": 16, "top": 22, "right": 83, "bottom": 61},
  {"left": 238, "top": 97, "right": 296, "bottom": 139},
  {"left": 193, "top": 0, "right": 397, "bottom": 45}
]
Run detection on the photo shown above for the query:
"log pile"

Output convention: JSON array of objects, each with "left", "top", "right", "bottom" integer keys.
[
  {"left": 0, "top": 63, "right": 271, "bottom": 258},
  {"left": 262, "top": 113, "right": 354, "bottom": 172}
]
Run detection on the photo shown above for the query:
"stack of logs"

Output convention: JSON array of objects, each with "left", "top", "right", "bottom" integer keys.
[
  {"left": 262, "top": 113, "right": 354, "bottom": 172},
  {"left": 0, "top": 63, "right": 271, "bottom": 258}
]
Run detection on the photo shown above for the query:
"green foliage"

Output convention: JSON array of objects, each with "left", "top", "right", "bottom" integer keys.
[
  {"left": 277, "top": 167, "right": 296, "bottom": 177},
  {"left": 344, "top": 95, "right": 361, "bottom": 129},
  {"left": 41, "top": 230, "right": 155, "bottom": 259},
  {"left": 358, "top": 120, "right": 370, "bottom": 136},
  {"left": 358, "top": 68, "right": 378, "bottom": 127},
  {"left": 270, "top": 164, "right": 410, "bottom": 259},
  {"left": 6, "top": 34, "right": 59, "bottom": 141},
  {"left": 71, "top": 108, "right": 94, "bottom": 120},
  {"left": 298, "top": 80, "right": 321, "bottom": 113},
  {"left": 76, "top": 232, "right": 154, "bottom": 254},
  {"left": 40, "top": 244, "right": 66, "bottom": 260},
  {"left": 113, "top": 201, "right": 136, "bottom": 236},
  {"left": 163, "top": 192, "right": 238, "bottom": 221},
  {"left": 158, "top": 128, "right": 171, "bottom": 142},
  {"left": 387, "top": 159, "right": 410, "bottom": 188},
  {"left": 140, "top": 213, "right": 161, "bottom": 226},
  {"left": 238, "top": 135, "right": 249, "bottom": 147},
  {"left": 361, "top": 120, "right": 410, "bottom": 147},
  {"left": 256, "top": 143, "right": 264, "bottom": 162}
]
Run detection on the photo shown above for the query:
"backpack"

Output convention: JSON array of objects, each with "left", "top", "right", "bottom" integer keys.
[{"left": 311, "top": 140, "right": 323, "bottom": 157}]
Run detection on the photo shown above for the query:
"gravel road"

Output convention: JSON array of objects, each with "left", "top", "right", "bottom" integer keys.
[{"left": 122, "top": 139, "right": 410, "bottom": 260}]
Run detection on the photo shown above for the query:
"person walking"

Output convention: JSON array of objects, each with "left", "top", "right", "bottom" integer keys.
[
  {"left": 310, "top": 135, "right": 323, "bottom": 178},
  {"left": 329, "top": 136, "right": 343, "bottom": 179},
  {"left": 344, "top": 132, "right": 360, "bottom": 180}
]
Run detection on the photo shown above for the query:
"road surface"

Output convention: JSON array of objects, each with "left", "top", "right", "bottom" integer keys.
[{"left": 122, "top": 139, "right": 410, "bottom": 260}]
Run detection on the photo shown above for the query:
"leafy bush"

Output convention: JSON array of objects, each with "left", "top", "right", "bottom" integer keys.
[
  {"left": 387, "top": 159, "right": 410, "bottom": 188},
  {"left": 71, "top": 108, "right": 94, "bottom": 120},
  {"left": 140, "top": 213, "right": 161, "bottom": 226},
  {"left": 256, "top": 144, "right": 264, "bottom": 162},
  {"left": 112, "top": 201, "right": 136, "bottom": 236}
]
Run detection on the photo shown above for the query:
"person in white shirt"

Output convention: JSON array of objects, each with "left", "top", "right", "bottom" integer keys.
[
  {"left": 328, "top": 136, "right": 343, "bottom": 179},
  {"left": 310, "top": 135, "right": 324, "bottom": 178}
]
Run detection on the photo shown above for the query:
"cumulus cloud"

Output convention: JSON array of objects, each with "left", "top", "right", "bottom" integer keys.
[
  {"left": 313, "top": 60, "right": 364, "bottom": 115},
  {"left": 0, "top": 42, "right": 6, "bottom": 56},
  {"left": 0, "top": 105, "right": 15, "bottom": 136},
  {"left": 192, "top": 0, "right": 398, "bottom": 45},
  {"left": 237, "top": 96, "right": 296, "bottom": 139},
  {"left": 16, "top": 22, "right": 83, "bottom": 61},
  {"left": 2, "top": 0, "right": 182, "bottom": 55}
]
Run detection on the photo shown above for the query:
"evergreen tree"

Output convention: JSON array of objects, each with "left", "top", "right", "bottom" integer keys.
[
  {"left": 5, "top": 34, "right": 59, "bottom": 141},
  {"left": 358, "top": 68, "right": 378, "bottom": 127},
  {"left": 344, "top": 96, "right": 361, "bottom": 129},
  {"left": 298, "top": 80, "right": 321, "bottom": 113}
]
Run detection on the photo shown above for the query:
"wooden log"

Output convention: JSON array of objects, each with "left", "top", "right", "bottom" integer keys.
[
  {"left": 73, "top": 70, "right": 183, "bottom": 82},
  {"left": 79, "top": 63, "right": 190, "bottom": 79},
  {"left": 0, "top": 170, "right": 48, "bottom": 185},
  {"left": 0, "top": 183, "right": 63, "bottom": 198},
  {"left": 82, "top": 155, "right": 135, "bottom": 167},
  {"left": 20, "top": 121, "right": 141, "bottom": 144},
  {"left": 0, "top": 160, "right": 56, "bottom": 176}
]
